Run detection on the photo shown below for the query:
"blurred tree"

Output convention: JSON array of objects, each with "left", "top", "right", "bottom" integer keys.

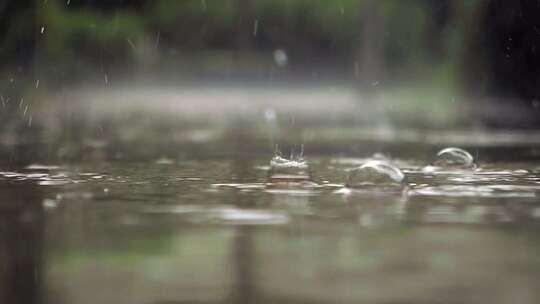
[{"left": 0, "top": 0, "right": 36, "bottom": 72}]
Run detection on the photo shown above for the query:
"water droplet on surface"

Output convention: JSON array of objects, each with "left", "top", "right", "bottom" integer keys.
[
  {"left": 432, "top": 147, "right": 475, "bottom": 168},
  {"left": 346, "top": 160, "right": 405, "bottom": 188}
]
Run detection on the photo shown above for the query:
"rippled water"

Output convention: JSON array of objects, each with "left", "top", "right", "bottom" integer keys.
[{"left": 2, "top": 153, "right": 540, "bottom": 304}]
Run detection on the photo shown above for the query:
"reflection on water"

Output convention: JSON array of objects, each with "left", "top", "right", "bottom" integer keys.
[
  {"left": 0, "top": 184, "right": 44, "bottom": 304},
  {"left": 1, "top": 154, "right": 540, "bottom": 303}
]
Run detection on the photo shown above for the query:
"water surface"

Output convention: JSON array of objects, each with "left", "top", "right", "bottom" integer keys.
[{"left": 2, "top": 153, "right": 540, "bottom": 304}]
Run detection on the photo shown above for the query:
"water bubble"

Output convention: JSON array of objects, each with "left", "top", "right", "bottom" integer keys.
[
  {"left": 346, "top": 160, "right": 405, "bottom": 188},
  {"left": 432, "top": 147, "right": 475, "bottom": 168}
]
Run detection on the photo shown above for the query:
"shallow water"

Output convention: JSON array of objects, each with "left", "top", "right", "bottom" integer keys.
[{"left": 1, "top": 153, "right": 540, "bottom": 304}]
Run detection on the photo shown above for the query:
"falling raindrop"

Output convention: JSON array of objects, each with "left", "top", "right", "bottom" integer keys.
[
  {"left": 273, "top": 49, "right": 288, "bottom": 67},
  {"left": 346, "top": 160, "right": 405, "bottom": 188},
  {"left": 263, "top": 108, "right": 276, "bottom": 122},
  {"left": 253, "top": 19, "right": 259, "bottom": 36},
  {"left": 432, "top": 147, "right": 475, "bottom": 168}
]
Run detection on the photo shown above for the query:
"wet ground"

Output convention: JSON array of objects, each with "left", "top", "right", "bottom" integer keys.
[{"left": 2, "top": 86, "right": 540, "bottom": 303}]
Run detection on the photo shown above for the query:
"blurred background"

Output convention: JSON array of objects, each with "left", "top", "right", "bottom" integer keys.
[
  {"left": 1, "top": 0, "right": 540, "bottom": 162},
  {"left": 4, "top": 2, "right": 540, "bottom": 304}
]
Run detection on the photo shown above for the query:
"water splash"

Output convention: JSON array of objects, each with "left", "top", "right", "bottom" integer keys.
[{"left": 267, "top": 148, "right": 312, "bottom": 183}]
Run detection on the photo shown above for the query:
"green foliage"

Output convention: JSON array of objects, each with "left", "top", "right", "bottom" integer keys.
[
  {"left": 43, "top": 1, "right": 145, "bottom": 56},
  {"left": 4, "top": 0, "right": 485, "bottom": 98}
]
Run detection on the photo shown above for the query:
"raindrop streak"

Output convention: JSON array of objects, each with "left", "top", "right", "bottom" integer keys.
[
  {"left": 154, "top": 31, "right": 160, "bottom": 50},
  {"left": 346, "top": 160, "right": 405, "bottom": 188},
  {"left": 432, "top": 147, "right": 475, "bottom": 168},
  {"left": 126, "top": 39, "right": 136, "bottom": 50}
]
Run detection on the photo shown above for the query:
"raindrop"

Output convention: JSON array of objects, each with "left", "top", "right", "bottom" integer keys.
[
  {"left": 346, "top": 160, "right": 405, "bottom": 188},
  {"left": 263, "top": 108, "right": 276, "bottom": 122},
  {"left": 253, "top": 19, "right": 258, "bottom": 36},
  {"left": 432, "top": 147, "right": 475, "bottom": 168},
  {"left": 273, "top": 49, "right": 288, "bottom": 67}
]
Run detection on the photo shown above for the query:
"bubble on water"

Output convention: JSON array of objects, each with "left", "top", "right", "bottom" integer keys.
[
  {"left": 432, "top": 147, "right": 475, "bottom": 168},
  {"left": 346, "top": 160, "right": 405, "bottom": 188}
]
